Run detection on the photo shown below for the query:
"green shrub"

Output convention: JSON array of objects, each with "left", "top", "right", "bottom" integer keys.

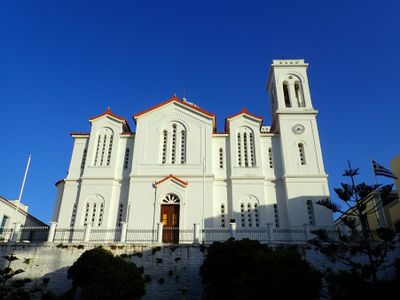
[
  {"left": 200, "top": 239, "right": 321, "bottom": 299},
  {"left": 68, "top": 247, "right": 145, "bottom": 300}
]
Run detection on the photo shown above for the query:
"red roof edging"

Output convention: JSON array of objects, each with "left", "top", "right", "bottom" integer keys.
[
  {"left": 89, "top": 107, "right": 126, "bottom": 122},
  {"left": 226, "top": 107, "right": 263, "bottom": 121},
  {"left": 155, "top": 174, "right": 188, "bottom": 187},
  {"left": 89, "top": 107, "right": 132, "bottom": 132},
  {"left": 133, "top": 95, "right": 215, "bottom": 120}
]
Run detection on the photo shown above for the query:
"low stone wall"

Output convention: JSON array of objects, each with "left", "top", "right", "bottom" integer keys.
[
  {"left": 1, "top": 240, "right": 399, "bottom": 299},
  {"left": 0, "top": 243, "right": 205, "bottom": 299}
]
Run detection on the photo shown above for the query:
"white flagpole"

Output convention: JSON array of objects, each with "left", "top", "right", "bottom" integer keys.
[
  {"left": 10, "top": 154, "right": 31, "bottom": 241},
  {"left": 371, "top": 160, "right": 388, "bottom": 228},
  {"left": 202, "top": 127, "right": 206, "bottom": 231}
]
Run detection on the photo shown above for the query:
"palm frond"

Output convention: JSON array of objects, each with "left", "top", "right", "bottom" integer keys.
[{"left": 316, "top": 198, "right": 342, "bottom": 213}]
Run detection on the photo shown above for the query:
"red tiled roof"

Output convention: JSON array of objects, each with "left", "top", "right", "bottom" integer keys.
[
  {"left": 226, "top": 107, "right": 263, "bottom": 121},
  {"left": 89, "top": 107, "right": 132, "bottom": 132},
  {"left": 225, "top": 107, "right": 264, "bottom": 133},
  {"left": 89, "top": 107, "right": 126, "bottom": 122},
  {"left": 155, "top": 174, "right": 188, "bottom": 187},
  {"left": 133, "top": 95, "right": 216, "bottom": 120}
]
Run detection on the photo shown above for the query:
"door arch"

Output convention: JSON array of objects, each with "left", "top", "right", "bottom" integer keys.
[{"left": 160, "top": 193, "right": 180, "bottom": 243}]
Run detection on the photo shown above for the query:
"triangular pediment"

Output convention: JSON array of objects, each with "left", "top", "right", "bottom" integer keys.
[{"left": 155, "top": 174, "right": 188, "bottom": 188}]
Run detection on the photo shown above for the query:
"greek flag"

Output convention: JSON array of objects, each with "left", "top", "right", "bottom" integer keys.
[{"left": 372, "top": 160, "right": 398, "bottom": 180}]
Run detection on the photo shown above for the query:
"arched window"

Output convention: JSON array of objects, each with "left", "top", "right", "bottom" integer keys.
[
  {"left": 268, "top": 147, "right": 273, "bottom": 169},
  {"left": 306, "top": 200, "right": 315, "bottom": 225},
  {"left": 162, "top": 193, "right": 180, "bottom": 204},
  {"left": 162, "top": 130, "right": 168, "bottom": 164},
  {"left": 160, "top": 123, "right": 186, "bottom": 164},
  {"left": 221, "top": 204, "right": 226, "bottom": 228},
  {"left": 237, "top": 127, "right": 256, "bottom": 167},
  {"left": 93, "top": 128, "right": 114, "bottom": 166},
  {"left": 219, "top": 148, "right": 224, "bottom": 169},
  {"left": 294, "top": 81, "right": 305, "bottom": 107},
  {"left": 83, "top": 194, "right": 105, "bottom": 227},
  {"left": 298, "top": 143, "right": 306, "bottom": 165},
  {"left": 239, "top": 196, "right": 260, "bottom": 227},
  {"left": 124, "top": 148, "right": 130, "bottom": 169},
  {"left": 81, "top": 149, "right": 87, "bottom": 169},
  {"left": 273, "top": 204, "right": 279, "bottom": 228},
  {"left": 283, "top": 82, "right": 291, "bottom": 107}
]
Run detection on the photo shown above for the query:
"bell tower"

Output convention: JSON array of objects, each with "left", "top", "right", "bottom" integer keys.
[{"left": 267, "top": 59, "right": 332, "bottom": 227}]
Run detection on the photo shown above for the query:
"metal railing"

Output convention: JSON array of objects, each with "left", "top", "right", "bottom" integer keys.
[
  {"left": 126, "top": 229, "right": 156, "bottom": 243},
  {"left": 53, "top": 228, "right": 85, "bottom": 243},
  {"left": 1, "top": 224, "right": 344, "bottom": 245}
]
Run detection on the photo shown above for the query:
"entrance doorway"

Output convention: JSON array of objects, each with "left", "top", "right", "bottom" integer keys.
[{"left": 160, "top": 194, "right": 180, "bottom": 243}]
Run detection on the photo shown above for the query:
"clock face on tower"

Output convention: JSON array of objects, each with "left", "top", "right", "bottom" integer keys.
[{"left": 292, "top": 124, "right": 305, "bottom": 135}]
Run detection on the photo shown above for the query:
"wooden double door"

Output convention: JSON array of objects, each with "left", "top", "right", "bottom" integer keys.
[{"left": 160, "top": 204, "right": 180, "bottom": 243}]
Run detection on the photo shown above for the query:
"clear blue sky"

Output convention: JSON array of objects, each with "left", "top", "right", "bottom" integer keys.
[{"left": 1, "top": 0, "right": 399, "bottom": 223}]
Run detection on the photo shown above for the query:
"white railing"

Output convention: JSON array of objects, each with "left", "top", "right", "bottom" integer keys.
[
  {"left": 126, "top": 229, "right": 156, "bottom": 243},
  {"left": 0, "top": 223, "right": 340, "bottom": 245}
]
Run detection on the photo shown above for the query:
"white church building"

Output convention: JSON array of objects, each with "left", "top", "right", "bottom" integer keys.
[{"left": 52, "top": 59, "right": 333, "bottom": 243}]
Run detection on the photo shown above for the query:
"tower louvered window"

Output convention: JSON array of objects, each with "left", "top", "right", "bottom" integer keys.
[
  {"left": 283, "top": 82, "right": 291, "bottom": 107},
  {"left": 295, "top": 81, "right": 305, "bottom": 107}
]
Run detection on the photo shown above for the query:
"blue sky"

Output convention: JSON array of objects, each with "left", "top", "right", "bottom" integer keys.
[{"left": 1, "top": 0, "right": 399, "bottom": 223}]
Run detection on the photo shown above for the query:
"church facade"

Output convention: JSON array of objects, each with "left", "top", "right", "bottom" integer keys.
[{"left": 52, "top": 59, "right": 333, "bottom": 241}]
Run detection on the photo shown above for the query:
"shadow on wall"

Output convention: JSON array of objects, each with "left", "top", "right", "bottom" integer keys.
[
  {"left": 0, "top": 243, "right": 206, "bottom": 299},
  {"left": 206, "top": 195, "right": 333, "bottom": 230}
]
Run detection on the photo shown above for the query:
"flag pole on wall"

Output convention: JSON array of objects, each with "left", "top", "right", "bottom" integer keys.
[
  {"left": 371, "top": 160, "right": 388, "bottom": 228},
  {"left": 10, "top": 154, "right": 31, "bottom": 241}
]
